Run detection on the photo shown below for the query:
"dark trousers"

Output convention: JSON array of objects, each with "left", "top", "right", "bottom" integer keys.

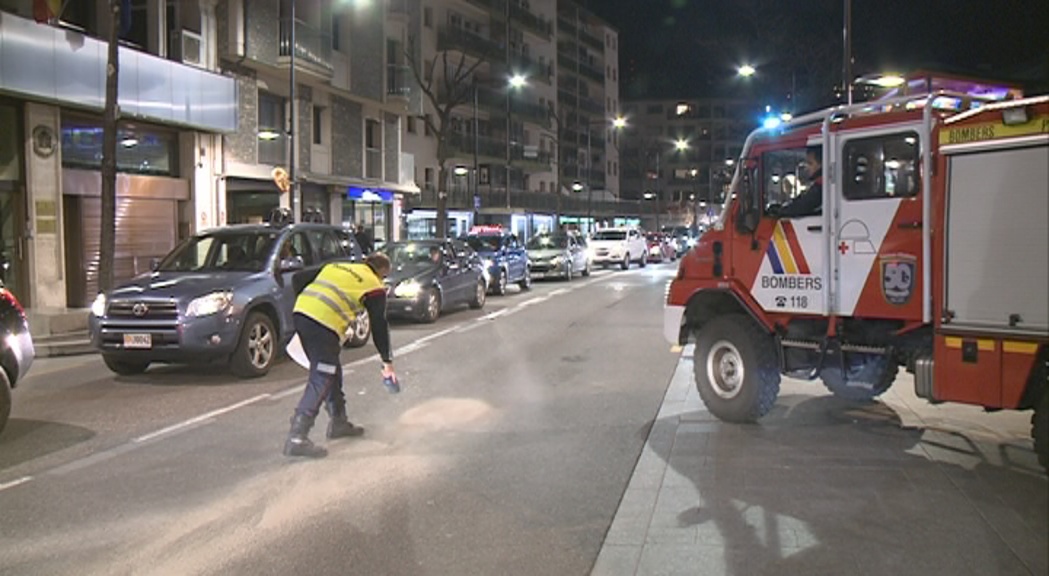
[{"left": 293, "top": 313, "right": 345, "bottom": 419}]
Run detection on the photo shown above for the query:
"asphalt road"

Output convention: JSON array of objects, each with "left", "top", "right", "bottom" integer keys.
[{"left": 0, "top": 263, "right": 682, "bottom": 576}]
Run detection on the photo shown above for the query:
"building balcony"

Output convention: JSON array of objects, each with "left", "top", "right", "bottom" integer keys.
[
  {"left": 387, "top": 64, "right": 412, "bottom": 102},
  {"left": 279, "top": 19, "right": 333, "bottom": 75},
  {"left": 437, "top": 26, "right": 503, "bottom": 62}
]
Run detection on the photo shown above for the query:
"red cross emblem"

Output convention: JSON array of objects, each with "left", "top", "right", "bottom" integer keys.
[{"left": 838, "top": 241, "right": 849, "bottom": 255}]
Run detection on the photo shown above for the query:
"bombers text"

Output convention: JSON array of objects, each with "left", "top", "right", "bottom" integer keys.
[{"left": 760, "top": 275, "right": 822, "bottom": 291}]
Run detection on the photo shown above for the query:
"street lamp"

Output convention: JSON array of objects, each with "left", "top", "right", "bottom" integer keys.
[
  {"left": 582, "top": 115, "right": 627, "bottom": 233},
  {"left": 737, "top": 64, "right": 756, "bottom": 78},
  {"left": 506, "top": 73, "right": 527, "bottom": 210}
]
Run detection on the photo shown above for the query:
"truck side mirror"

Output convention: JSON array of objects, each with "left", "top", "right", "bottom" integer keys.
[{"left": 734, "top": 165, "right": 760, "bottom": 234}]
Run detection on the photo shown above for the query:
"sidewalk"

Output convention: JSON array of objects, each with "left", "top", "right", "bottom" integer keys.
[{"left": 592, "top": 346, "right": 1047, "bottom": 576}]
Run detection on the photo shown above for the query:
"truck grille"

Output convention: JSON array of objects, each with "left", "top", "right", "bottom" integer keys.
[
  {"left": 99, "top": 299, "right": 181, "bottom": 347},
  {"left": 107, "top": 300, "right": 179, "bottom": 320}
]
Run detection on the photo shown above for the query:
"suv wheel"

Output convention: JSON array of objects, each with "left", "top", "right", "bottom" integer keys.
[
  {"left": 344, "top": 308, "right": 371, "bottom": 348},
  {"left": 231, "top": 312, "right": 276, "bottom": 378},
  {"left": 0, "top": 370, "right": 11, "bottom": 435},
  {"left": 639, "top": 252, "right": 648, "bottom": 268},
  {"left": 620, "top": 254, "right": 630, "bottom": 270},
  {"left": 518, "top": 268, "right": 532, "bottom": 290},
  {"left": 493, "top": 271, "right": 508, "bottom": 296},
  {"left": 102, "top": 355, "right": 150, "bottom": 376},
  {"left": 469, "top": 280, "right": 487, "bottom": 309}
]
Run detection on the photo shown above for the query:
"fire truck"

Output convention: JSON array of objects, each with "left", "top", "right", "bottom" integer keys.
[{"left": 664, "top": 83, "right": 1049, "bottom": 468}]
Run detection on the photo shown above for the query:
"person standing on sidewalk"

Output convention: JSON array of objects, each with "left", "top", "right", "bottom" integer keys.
[{"left": 283, "top": 253, "right": 398, "bottom": 458}]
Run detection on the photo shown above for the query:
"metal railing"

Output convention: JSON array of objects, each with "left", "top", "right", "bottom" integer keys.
[
  {"left": 387, "top": 64, "right": 412, "bottom": 99},
  {"left": 279, "top": 19, "right": 333, "bottom": 73}
]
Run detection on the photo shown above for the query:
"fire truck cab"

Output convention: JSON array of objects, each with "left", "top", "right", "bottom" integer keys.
[{"left": 664, "top": 82, "right": 1049, "bottom": 467}]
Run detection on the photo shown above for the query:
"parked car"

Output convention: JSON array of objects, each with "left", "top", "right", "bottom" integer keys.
[
  {"left": 526, "top": 233, "right": 591, "bottom": 280},
  {"left": 463, "top": 226, "right": 531, "bottom": 295},
  {"left": 645, "top": 232, "right": 677, "bottom": 263},
  {"left": 0, "top": 281, "right": 34, "bottom": 435},
  {"left": 382, "top": 240, "right": 487, "bottom": 323},
  {"left": 589, "top": 228, "right": 648, "bottom": 269},
  {"left": 88, "top": 222, "right": 364, "bottom": 378}
]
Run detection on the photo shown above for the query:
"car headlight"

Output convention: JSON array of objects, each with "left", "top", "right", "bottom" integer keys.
[
  {"left": 90, "top": 293, "right": 107, "bottom": 317},
  {"left": 186, "top": 291, "right": 233, "bottom": 317},
  {"left": 550, "top": 255, "right": 564, "bottom": 265},
  {"left": 394, "top": 280, "right": 422, "bottom": 299}
]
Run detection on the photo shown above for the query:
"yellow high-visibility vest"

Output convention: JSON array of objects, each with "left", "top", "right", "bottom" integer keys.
[{"left": 293, "top": 262, "right": 383, "bottom": 336}]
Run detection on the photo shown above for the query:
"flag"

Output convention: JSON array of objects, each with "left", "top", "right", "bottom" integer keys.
[{"left": 32, "top": 0, "right": 61, "bottom": 23}]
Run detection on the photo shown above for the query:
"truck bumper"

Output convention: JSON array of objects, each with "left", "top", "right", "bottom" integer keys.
[{"left": 664, "top": 304, "right": 685, "bottom": 345}]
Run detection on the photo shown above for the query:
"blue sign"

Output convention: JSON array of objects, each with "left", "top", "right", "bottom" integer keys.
[{"left": 347, "top": 186, "right": 395, "bottom": 203}]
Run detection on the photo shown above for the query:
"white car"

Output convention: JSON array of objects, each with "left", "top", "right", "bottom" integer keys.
[{"left": 589, "top": 228, "right": 648, "bottom": 270}]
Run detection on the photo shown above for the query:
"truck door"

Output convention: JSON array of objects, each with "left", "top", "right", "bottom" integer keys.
[
  {"left": 829, "top": 125, "right": 924, "bottom": 321},
  {"left": 750, "top": 145, "right": 827, "bottom": 316}
]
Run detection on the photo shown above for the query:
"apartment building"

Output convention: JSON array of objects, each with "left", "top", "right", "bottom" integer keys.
[
  {"left": 0, "top": 0, "right": 236, "bottom": 309},
  {"left": 620, "top": 97, "right": 755, "bottom": 228},
  {"left": 0, "top": 0, "right": 419, "bottom": 310},
  {"left": 217, "top": 0, "right": 418, "bottom": 243},
  {"left": 399, "top": 0, "right": 623, "bottom": 238}
]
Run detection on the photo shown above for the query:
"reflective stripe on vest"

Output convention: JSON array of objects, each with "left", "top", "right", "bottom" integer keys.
[{"left": 293, "top": 262, "right": 382, "bottom": 335}]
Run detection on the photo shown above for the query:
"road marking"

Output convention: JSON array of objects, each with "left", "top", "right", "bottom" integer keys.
[
  {"left": 132, "top": 394, "right": 271, "bottom": 443},
  {"left": 0, "top": 476, "right": 32, "bottom": 492},
  {"left": 4, "top": 278, "right": 616, "bottom": 491}
]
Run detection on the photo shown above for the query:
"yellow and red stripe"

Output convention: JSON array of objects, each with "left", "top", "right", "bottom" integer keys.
[{"left": 766, "top": 221, "right": 811, "bottom": 274}]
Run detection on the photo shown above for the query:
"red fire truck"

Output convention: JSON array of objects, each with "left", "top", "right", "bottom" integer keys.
[{"left": 664, "top": 85, "right": 1048, "bottom": 468}]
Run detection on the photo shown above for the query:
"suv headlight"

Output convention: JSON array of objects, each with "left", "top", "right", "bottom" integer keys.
[
  {"left": 186, "top": 291, "right": 233, "bottom": 317},
  {"left": 394, "top": 280, "right": 422, "bottom": 299},
  {"left": 90, "top": 293, "right": 107, "bottom": 317}
]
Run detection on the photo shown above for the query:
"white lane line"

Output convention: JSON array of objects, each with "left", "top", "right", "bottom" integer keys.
[
  {"left": 132, "top": 393, "right": 271, "bottom": 443},
  {"left": 548, "top": 288, "right": 570, "bottom": 296},
  {"left": 482, "top": 309, "right": 510, "bottom": 320},
  {"left": 414, "top": 326, "right": 460, "bottom": 344},
  {"left": 516, "top": 296, "right": 549, "bottom": 308},
  {"left": 0, "top": 476, "right": 33, "bottom": 492}
]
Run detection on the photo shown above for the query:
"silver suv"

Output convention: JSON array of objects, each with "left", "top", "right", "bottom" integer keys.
[{"left": 88, "top": 223, "right": 363, "bottom": 378}]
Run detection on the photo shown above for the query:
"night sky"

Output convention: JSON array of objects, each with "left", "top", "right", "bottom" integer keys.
[{"left": 584, "top": 0, "right": 1049, "bottom": 107}]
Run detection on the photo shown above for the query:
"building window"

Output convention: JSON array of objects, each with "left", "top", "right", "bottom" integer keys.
[
  {"left": 365, "top": 119, "right": 381, "bottom": 179},
  {"left": 843, "top": 132, "right": 920, "bottom": 200},
  {"left": 424, "top": 114, "right": 433, "bottom": 136},
  {"left": 424, "top": 6, "right": 432, "bottom": 28},
  {"left": 258, "top": 91, "right": 286, "bottom": 166},
  {"left": 407, "top": 116, "right": 417, "bottom": 134},
  {"left": 424, "top": 167, "right": 434, "bottom": 191},
  {"left": 332, "top": 15, "right": 341, "bottom": 52},
  {"left": 540, "top": 181, "right": 546, "bottom": 193},
  {"left": 61, "top": 116, "right": 179, "bottom": 176},
  {"left": 646, "top": 104, "right": 663, "bottom": 115},
  {"left": 313, "top": 106, "right": 325, "bottom": 145}
]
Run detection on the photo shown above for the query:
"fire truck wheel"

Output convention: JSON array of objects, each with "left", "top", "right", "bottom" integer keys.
[
  {"left": 819, "top": 356, "right": 897, "bottom": 402},
  {"left": 693, "top": 314, "right": 781, "bottom": 423},
  {"left": 1034, "top": 390, "right": 1048, "bottom": 470}
]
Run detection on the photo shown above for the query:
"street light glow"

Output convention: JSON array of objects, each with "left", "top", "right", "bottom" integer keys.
[
  {"left": 572, "top": 182, "right": 584, "bottom": 192},
  {"left": 674, "top": 138, "right": 689, "bottom": 151},
  {"left": 870, "top": 74, "right": 906, "bottom": 87},
  {"left": 612, "top": 116, "right": 627, "bottom": 129},
  {"left": 453, "top": 166, "right": 469, "bottom": 176},
  {"left": 509, "top": 74, "right": 527, "bottom": 88},
  {"left": 738, "top": 64, "right": 756, "bottom": 77}
]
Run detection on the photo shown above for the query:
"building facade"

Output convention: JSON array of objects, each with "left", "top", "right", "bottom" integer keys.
[
  {"left": 0, "top": 0, "right": 418, "bottom": 310},
  {"left": 620, "top": 97, "right": 755, "bottom": 229},
  {"left": 399, "top": 0, "right": 625, "bottom": 238}
]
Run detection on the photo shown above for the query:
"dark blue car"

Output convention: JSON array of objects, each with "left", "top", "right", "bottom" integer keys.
[{"left": 463, "top": 227, "right": 531, "bottom": 295}]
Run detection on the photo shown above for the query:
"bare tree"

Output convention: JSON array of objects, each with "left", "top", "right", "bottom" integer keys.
[
  {"left": 405, "top": 38, "right": 485, "bottom": 239},
  {"left": 545, "top": 103, "right": 571, "bottom": 226},
  {"left": 99, "top": 0, "right": 121, "bottom": 293}
]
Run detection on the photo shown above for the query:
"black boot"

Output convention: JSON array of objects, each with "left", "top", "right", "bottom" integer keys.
[
  {"left": 283, "top": 414, "right": 327, "bottom": 458},
  {"left": 326, "top": 403, "right": 365, "bottom": 439}
]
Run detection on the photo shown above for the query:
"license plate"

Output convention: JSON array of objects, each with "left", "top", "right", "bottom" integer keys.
[{"left": 123, "top": 333, "right": 152, "bottom": 349}]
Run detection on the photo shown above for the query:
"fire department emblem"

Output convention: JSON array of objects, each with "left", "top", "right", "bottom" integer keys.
[{"left": 880, "top": 254, "right": 916, "bottom": 305}]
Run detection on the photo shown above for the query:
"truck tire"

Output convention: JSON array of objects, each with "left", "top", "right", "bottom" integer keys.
[
  {"left": 819, "top": 355, "right": 897, "bottom": 402},
  {"left": 0, "top": 370, "right": 10, "bottom": 435},
  {"left": 693, "top": 314, "right": 781, "bottom": 422},
  {"left": 343, "top": 308, "right": 371, "bottom": 349},
  {"left": 102, "top": 355, "right": 150, "bottom": 376},
  {"left": 230, "top": 312, "right": 276, "bottom": 378},
  {"left": 1034, "top": 390, "right": 1048, "bottom": 470}
]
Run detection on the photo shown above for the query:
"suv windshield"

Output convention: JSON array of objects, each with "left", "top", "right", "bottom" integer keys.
[
  {"left": 465, "top": 236, "right": 503, "bottom": 252},
  {"left": 527, "top": 235, "right": 568, "bottom": 249},
  {"left": 592, "top": 231, "right": 627, "bottom": 241},
  {"left": 158, "top": 231, "right": 280, "bottom": 273}
]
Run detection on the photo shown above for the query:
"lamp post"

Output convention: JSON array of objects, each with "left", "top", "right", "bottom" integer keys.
[
  {"left": 288, "top": 0, "right": 299, "bottom": 222},
  {"left": 506, "top": 74, "right": 527, "bottom": 211},
  {"left": 581, "top": 116, "right": 626, "bottom": 233}
]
